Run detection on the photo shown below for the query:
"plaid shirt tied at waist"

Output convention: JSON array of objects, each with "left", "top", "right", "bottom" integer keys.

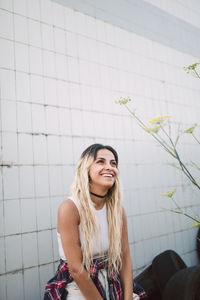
[{"left": 44, "top": 257, "right": 147, "bottom": 300}]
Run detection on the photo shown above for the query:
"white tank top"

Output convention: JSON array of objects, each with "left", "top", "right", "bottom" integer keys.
[{"left": 57, "top": 197, "right": 109, "bottom": 260}]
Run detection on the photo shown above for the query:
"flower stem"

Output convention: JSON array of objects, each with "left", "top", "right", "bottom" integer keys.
[
  {"left": 160, "top": 126, "right": 200, "bottom": 189},
  {"left": 124, "top": 105, "right": 177, "bottom": 158},
  {"left": 192, "top": 133, "right": 200, "bottom": 144},
  {"left": 194, "top": 68, "right": 200, "bottom": 79},
  {"left": 170, "top": 196, "right": 200, "bottom": 223}
]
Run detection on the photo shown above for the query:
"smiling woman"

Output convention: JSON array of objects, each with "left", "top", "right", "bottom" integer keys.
[
  {"left": 44, "top": 144, "right": 147, "bottom": 300},
  {"left": 89, "top": 148, "right": 118, "bottom": 208}
]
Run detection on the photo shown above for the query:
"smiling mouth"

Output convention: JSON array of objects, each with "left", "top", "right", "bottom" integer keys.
[{"left": 101, "top": 174, "right": 113, "bottom": 177}]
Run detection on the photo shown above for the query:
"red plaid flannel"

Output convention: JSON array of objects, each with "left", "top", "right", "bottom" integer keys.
[{"left": 44, "top": 257, "right": 147, "bottom": 299}]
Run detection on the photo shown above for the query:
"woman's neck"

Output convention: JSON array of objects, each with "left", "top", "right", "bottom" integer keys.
[{"left": 90, "top": 187, "right": 108, "bottom": 210}]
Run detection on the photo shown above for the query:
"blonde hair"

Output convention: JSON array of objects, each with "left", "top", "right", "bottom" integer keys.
[{"left": 70, "top": 144, "right": 123, "bottom": 276}]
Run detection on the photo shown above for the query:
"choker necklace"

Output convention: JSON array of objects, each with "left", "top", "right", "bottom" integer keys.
[{"left": 90, "top": 191, "right": 107, "bottom": 198}]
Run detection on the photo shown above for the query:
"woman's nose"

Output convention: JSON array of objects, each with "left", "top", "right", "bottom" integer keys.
[{"left": 104, "top": 162, "right": 112, "bottom": 169}]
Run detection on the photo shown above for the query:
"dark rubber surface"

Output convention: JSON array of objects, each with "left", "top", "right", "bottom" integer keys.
[
  {"left": 162, "top": 266, "right": 200, "bottom": 300},
  {"left": 152, "top": 249, "right": 187, "bottom": 292}
]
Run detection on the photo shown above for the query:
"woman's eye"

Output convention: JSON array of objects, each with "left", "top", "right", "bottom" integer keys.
[{"left": 96, "top": 160, "right": 117, "bottom": 166}]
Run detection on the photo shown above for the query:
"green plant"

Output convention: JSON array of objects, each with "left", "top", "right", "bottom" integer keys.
[{"left": 116, "top": 62, "right": 200, "bottom": 227}]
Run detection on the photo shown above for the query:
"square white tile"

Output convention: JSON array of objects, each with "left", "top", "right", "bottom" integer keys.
[
  {"left": 56, "top": 81, "right": 70, "bottom": 108},
  {"left": 32, "top": 104, "right": 46, "bottom": 133},
  {"left": 70, "top": 109, "right": 83, "bottom": 136},
  {"left": 29, "top": 46, "right": 43, "bottom": 75},
  {"left": 16, "top": 72, "right": 31, "bottom": 101},
  {"left": 30, "top": 75, "right": 44, "bottom": 104},
  {"left": 85, "top": 15, "right": 96, "bottom": 39},
  {"left": 24, "top": 267, "right": 40, "bottom": 300},
  {"left": 0, "top": 201, "right": 4, "bottom": 235},
  {"left": 52, "top": 1, "right": 65, "bottom": 28},
  {"left": 17, "top": 102, "right": 32, "bottom": 133},
  {"left": 52, "top": 228, "right": 59, "bottom": 261},
  {"left": 22, "top": 232, "right": 38, "bottom": 268},
  {"left": 28, "top": 19, "right": 42, "bottom": 48},
  {"left": 0, "top": 69, "right": 15, "bottom": 101},
  {"left": 47, "top": 136, "right": 61, "bottom": 164},
  {"left": 40, "top": 0, "right": 53, "bottom": 24},
  {"left": 34, "top": 166, "right": 49, "bottom": 197},
  {"left": 0, "top": 0, "right": 12, "bottom": 11},
  {"left": 36, "top": 197, "right": 51, "bottom": 230},
  {"left": 13, "top": 0, "right": 27, "bottom": 15},
  {"left": 0, "top": 39, "right": 14, "bottom": 69},
  {"left": 27, "top": 0, "right": 40, "bottom": 20},
  {"left": 60, "top": 136, "right": 73, "bottom": 164},
  {"left": 66, "top": 31, "right": 78, "bottom": 57},
  {"left": 33, "top": 135, "right": 47, "bottom": 164},
  {"left": 41, "top": 23, "right": 54, "bottom": 51},
  {"left": 68, "top": 56, "right": 79, "bottom": 83},
  {"left": 45, "top": 106, "right": 59, "bottom": 134},
  {"left": 77, "top": 35, "right": 89, "bottom": 60},
  {"left": 21, "top": 198, "right": 37, "bottom": 233},
  {"left": 54, "top": 27, "right": 66, "bottom": 54},
  {"left": 0, "top": 275, "right": 7, "bottom": 300},
  {"left": 58, "top": 107, "right": 71, "bottom": 135},
  {"left": 13, "top": 14, "right": 28, "bottom": 43},
  {"left": 43, "top": 49, "right": 55, "bottom": 77},
  {"left": 44, "top": 77, "right": 57, "bottom": 106},
  {"left": 6, "top": 271, "right": 23, "bottom": 300},
  {"left": 64, "top": 6, "right": 75, "bottom": 32},
  {"left": 19, "top": 166, "right": 35, "bottom": 198},
  {"left": 82, "top": 111, "right": 94, "bottom": 137},
  {"left": 18, "top": 133, "right": 33, "bottom": 164},
  {"left": 5, "top": 235, "right": 22, "bottom": 272},
  {"left": 2, "top": 132, "right": 18, "bottom": 164},
  {"left": 48, "top": 166, "right": 63, "bottom": 196},
  {"left": 134, "top": 241, "right": 145, "bottom": 269},
  {"left": 3, "top": 166, "right": 19, "bottom": 200},
  {"left": 61, "top": 165, "right": 74, "bottom": 195},
  {"left": 39, "top": 263, "right": 54, "bottom": 298},
  {"left": 50, "top": 196, "right": 63, "bottom": 227},
  {"left": 74, "top": 11, "right": 86, "bottom": 36},
  {"left": 37, "top": 230, "right": 53, "bottom": 264},
  {"left": 55, "top": 53, "right": 68, "bottom": 80},
  {"left": 15, "top": 42, "right": 29, "bottom": 73},
  {"left": 69, "top": 83, "right": 81, "bottom": 109},
  {"left": 0, "top": 10, "right": 13, "bottom": 40},
  {"left": 0, "top": 237, "right": 5, "bottom": 274}
]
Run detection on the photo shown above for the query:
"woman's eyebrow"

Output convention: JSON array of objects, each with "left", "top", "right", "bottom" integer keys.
[{"left": 96, "top": 157, "right": 116, "bottom": 162}]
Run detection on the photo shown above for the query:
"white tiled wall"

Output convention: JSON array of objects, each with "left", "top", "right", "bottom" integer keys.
[
  {"left": 0, "top": 0, "right": 200, "bottom": 299},
  {"left": 144, "top": 0, "right": 200, "bottom": 29}
]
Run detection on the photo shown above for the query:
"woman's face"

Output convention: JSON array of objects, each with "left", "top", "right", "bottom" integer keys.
[{"left": 89, "top": 148, "right": 118, "bottom": 190}]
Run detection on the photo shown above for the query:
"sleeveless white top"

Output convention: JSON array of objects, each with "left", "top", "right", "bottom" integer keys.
[{"left": 57, "top": 197, "right": 109, "bottom": 260}]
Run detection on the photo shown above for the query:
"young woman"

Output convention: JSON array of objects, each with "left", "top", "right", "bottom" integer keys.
[{"left": 44, "top": 144, "right": 147, "bottom": 300}]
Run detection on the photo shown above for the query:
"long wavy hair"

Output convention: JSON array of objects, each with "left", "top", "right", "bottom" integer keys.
[{"left": 70, "top": 144, "right": 123, "bottom": 276}]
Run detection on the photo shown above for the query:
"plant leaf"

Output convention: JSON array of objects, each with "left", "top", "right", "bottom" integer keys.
[
  {"left": 184, "top": 123, "right": 197, "bottom": 134},
  {"left": 169, "top": 163, "right": 182, "bottom": 171},
  {"left": 161, "top": 189, "right": 176, "bottom": 198}
]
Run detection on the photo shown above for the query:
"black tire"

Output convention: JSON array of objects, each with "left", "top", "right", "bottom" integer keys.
[
  {"left": 135, "top": 265, "right": 161, "bottom": 300},
  {"left": 197, "top": 228, "right": 200, "bottom": 261},
  {"left": 152, "top": 249, "right": 187, "bottom": 292},
  {"left": 162, "top": 266, "right": 200, "bottom": 300}
]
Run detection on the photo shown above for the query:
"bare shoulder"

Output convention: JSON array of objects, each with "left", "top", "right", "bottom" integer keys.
[{"left": 58, "top": 198, "right": 80, "bottom": 224}]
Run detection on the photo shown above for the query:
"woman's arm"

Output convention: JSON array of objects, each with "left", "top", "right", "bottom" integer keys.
[
  {"left": 57, "top": 199, "right": 103, "bottom": 300},
  {"left": 120, "top": 207, "right": 133, "bottom": 300}
]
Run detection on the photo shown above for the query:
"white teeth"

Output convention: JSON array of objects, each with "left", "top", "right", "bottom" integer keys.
[{"left": 102, "top": 174, "right": 112, "bottom": 177}]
